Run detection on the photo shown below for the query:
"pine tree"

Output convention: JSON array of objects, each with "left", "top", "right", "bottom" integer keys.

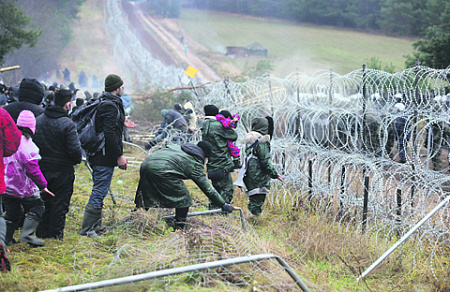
[{"left": 0, "top": 0, "right": 42, "bottom": 65}]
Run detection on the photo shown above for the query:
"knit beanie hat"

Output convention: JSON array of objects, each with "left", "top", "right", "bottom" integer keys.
[
  {"left": 104, "top": 74, "right": 123, "bottom": 92},
  {"left": 18, "top": 78, "right": 45, "bottom": 105},
  {"left": 197, "top": 141, "right": 212, "bottom": 158},
  {"left": 204, "top": 104, "right": 219, "bottom": 116},
  {"left": 17, "top": 110, "right": 36, "bottom": 134}
]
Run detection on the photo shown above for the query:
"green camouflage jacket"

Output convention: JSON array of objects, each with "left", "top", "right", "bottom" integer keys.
[
  {"left": 201, "top": 117, "right": 238, "bottom": 172},
  {"left": 134, "top": 144, "right": 226, "bottom": 209}
]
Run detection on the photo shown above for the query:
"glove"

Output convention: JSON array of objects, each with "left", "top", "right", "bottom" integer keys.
[{"left": 221, "top": 203, "right": 234, "bottom": 214}]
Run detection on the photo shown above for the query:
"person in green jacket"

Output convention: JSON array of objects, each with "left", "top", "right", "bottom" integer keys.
[
  {"left": 201, "top": 105, "right": 238, "bottom": 208},
  {"left": 134, "top": 141, "right": 234, "bottom": 230},
  {"left": 243, "top": 117, "right": 283, "bottom": 216}
]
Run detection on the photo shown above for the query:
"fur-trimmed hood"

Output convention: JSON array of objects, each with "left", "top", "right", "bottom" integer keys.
[{"left": 244, "top": 131, "right": 270, "bottom": 148}]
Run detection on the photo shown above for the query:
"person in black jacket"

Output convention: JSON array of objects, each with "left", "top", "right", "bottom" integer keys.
[
  {"left": 79, "top": 74, "right": 128, "bottom": 238},
  {"left": 33, "top": 89, "right": 83, "bottom": 239},
  {"left": 4, "top": 78, "right": 45, "bottom": 122}
]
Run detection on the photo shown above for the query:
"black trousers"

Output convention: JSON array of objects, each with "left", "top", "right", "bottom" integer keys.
[
  {"left": 3, "top": 194, "right": 45, "bottom": 223},
  {"left": 37, "top": 170, "right": 75, "bottom": 239}
]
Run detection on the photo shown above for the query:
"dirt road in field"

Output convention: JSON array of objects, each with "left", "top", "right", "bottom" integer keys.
[{"left": 121, "top": 2, "right": 222, "bottom": 83}]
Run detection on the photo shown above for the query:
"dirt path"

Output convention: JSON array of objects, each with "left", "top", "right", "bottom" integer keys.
[{"left": 123, "top": 2, "right": 222, "bottom": 83}]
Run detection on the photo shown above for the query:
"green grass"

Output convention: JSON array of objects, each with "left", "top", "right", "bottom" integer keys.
[
  {"left": 0, "top": 145, "right": 445, "bottom": 291},
  {"left": 178, "top": 10, "right": 416, "bottom": 76}
]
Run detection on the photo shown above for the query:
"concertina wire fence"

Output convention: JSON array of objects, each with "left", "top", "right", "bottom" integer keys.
[{"left": 102, "top": 0, "right": 450, "bottom": 287}]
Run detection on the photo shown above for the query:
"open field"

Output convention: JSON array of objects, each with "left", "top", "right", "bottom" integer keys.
[{"left": 174, "top": 10, "right": 415, "bottom": 77}]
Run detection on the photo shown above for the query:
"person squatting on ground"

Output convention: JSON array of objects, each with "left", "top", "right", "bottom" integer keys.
[
  {"left": 145, "top": 104, "right": 192, "bottom": 149},
  {"left": 0, "top": 108, "right": 22, "bottom": 272},
  {"left": 79, "top": 74, "right": 128, "bottom": 238},
  {"left": 242, "top": 117, "right": 283, "bottom": 216},
  {"left": 134, "top": 141, "right": 234, "bottom": 230},
  {"left": 34, "top": 89, "right": 83, "bottom": 240},
  {"left": 3, "top": 110, "right": 54, "bottom": 248},
  {"left": 201, "top": 105, "right": 238, "bottom": 208},
  {"left": 216, "top": 110, "right": 241, "bottom": 169}
]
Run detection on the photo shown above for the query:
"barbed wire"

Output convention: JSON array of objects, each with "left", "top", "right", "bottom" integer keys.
[{"left": 100, "top": 0, "right": 450, "bottom": 285}]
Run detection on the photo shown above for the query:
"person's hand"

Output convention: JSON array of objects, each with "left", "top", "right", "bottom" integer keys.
[
  {"left": 117, "top": 155, "right": 128, "bottom": 170},
  {"left": 41, "top": 187, "right": 55, "bottom": 197},
  {"left": 277, "top": 174, "right": 284, "bottom": 182},
  {"left": 124, "top": 116, "right": 136, "bottom": 128},
  {"left": 222, "top": 203, "right": 234, "bottom": 214}
]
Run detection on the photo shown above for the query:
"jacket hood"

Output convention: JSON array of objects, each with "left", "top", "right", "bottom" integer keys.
[
  {"left": 161, "top": 109, "right": 169, "bottom": 117},
  {"left": 44, "top": 105, "right": 69, "bottom": 119},
  {"left": 18, "top": 78, "right": 44, "bottom": 105},
  {"left": 244, "top": 131, "right": 270, "bottom": 148},
  {"left": 181, "top": 143, "right": 205, "bottom": 160},
  {"left": 251, "top": 117, "right": 268, "bottom": 135}
]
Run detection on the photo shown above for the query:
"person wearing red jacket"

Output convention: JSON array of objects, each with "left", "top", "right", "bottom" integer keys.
[{"left": 0, "top": 108, "right": 22, "bottom": 272}]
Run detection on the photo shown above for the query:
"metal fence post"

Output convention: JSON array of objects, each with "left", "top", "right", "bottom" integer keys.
[{"left": 362, "top": 176, "right": 369, "bottom": 233}]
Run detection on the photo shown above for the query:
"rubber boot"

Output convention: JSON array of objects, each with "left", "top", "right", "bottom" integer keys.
[
  {"left": 4, "top": 220, "right": 17, "bottom": 246},
  {"left": 19, "top": 213, "right": 44, "bottom": 247},
  {"left": 79, "top": 204, "right": 102, "bottom": 238}
]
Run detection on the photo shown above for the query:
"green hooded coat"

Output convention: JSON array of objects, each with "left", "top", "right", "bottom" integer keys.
[
  {"left": 134, "top": 144, "right": 226, "bottom": 209},
  {"left": 243, "top": 118, "right": 278, "bottom": 196},
  {"left": 201, "top": 117, "right": 238, "bottom": 172}
]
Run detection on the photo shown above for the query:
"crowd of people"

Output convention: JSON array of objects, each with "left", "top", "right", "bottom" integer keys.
[{"left": 0, "top": 72, "right": 283, "bottom": 274}]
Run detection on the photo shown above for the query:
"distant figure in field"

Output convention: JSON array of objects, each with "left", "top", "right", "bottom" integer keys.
[
  {"left": 78, "top": 71, "right": 88, "bottom": 88},
  {"left": 63, "top": 68, "right": 71, "bottom": 83}
]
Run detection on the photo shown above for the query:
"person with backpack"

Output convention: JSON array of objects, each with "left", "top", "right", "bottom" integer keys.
[
  {"left": 241, "top": 116, "right": 283, "bottom": 216},
  {"left": 79, "top": 74, "right": 128, "bottom": 238},
  {"left": 3, "top": 110, "right": 54, "bottom": 247},
  {"left": 33, "top": 89, "right": 83, "bottom": 240}
]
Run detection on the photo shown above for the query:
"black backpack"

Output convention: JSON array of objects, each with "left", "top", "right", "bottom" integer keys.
[{"left": 71, "top": 98, "right": 117, "bottom": 156}]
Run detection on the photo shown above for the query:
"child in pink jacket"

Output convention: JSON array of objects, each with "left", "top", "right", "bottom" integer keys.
[
  {"left": 2, "top": 110, "right": 53, "bottom": 247},
  {"left": 216, "top": 110, "right": 241, "bottom": 168}
]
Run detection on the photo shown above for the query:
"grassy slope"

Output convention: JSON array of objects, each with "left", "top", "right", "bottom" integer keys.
[{"left": 177, "top": 10, "right": 415, "bottom": 76}]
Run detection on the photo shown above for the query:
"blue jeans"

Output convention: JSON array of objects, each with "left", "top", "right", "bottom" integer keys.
[{"left": 88, "top": 165, "right": 114, "bottom": 208}]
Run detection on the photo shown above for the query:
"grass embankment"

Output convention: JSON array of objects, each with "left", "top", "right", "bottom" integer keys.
[
  {"left": 0, "top": 144, "right": 443, "bottom": 291},
  {"left": 175, "top": 10, "right": 415, "bottom": 77}
]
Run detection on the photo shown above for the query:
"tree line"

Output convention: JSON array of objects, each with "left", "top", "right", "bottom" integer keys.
[{"left": 184, "top": 0, "right": 450, "bottom": 38}]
